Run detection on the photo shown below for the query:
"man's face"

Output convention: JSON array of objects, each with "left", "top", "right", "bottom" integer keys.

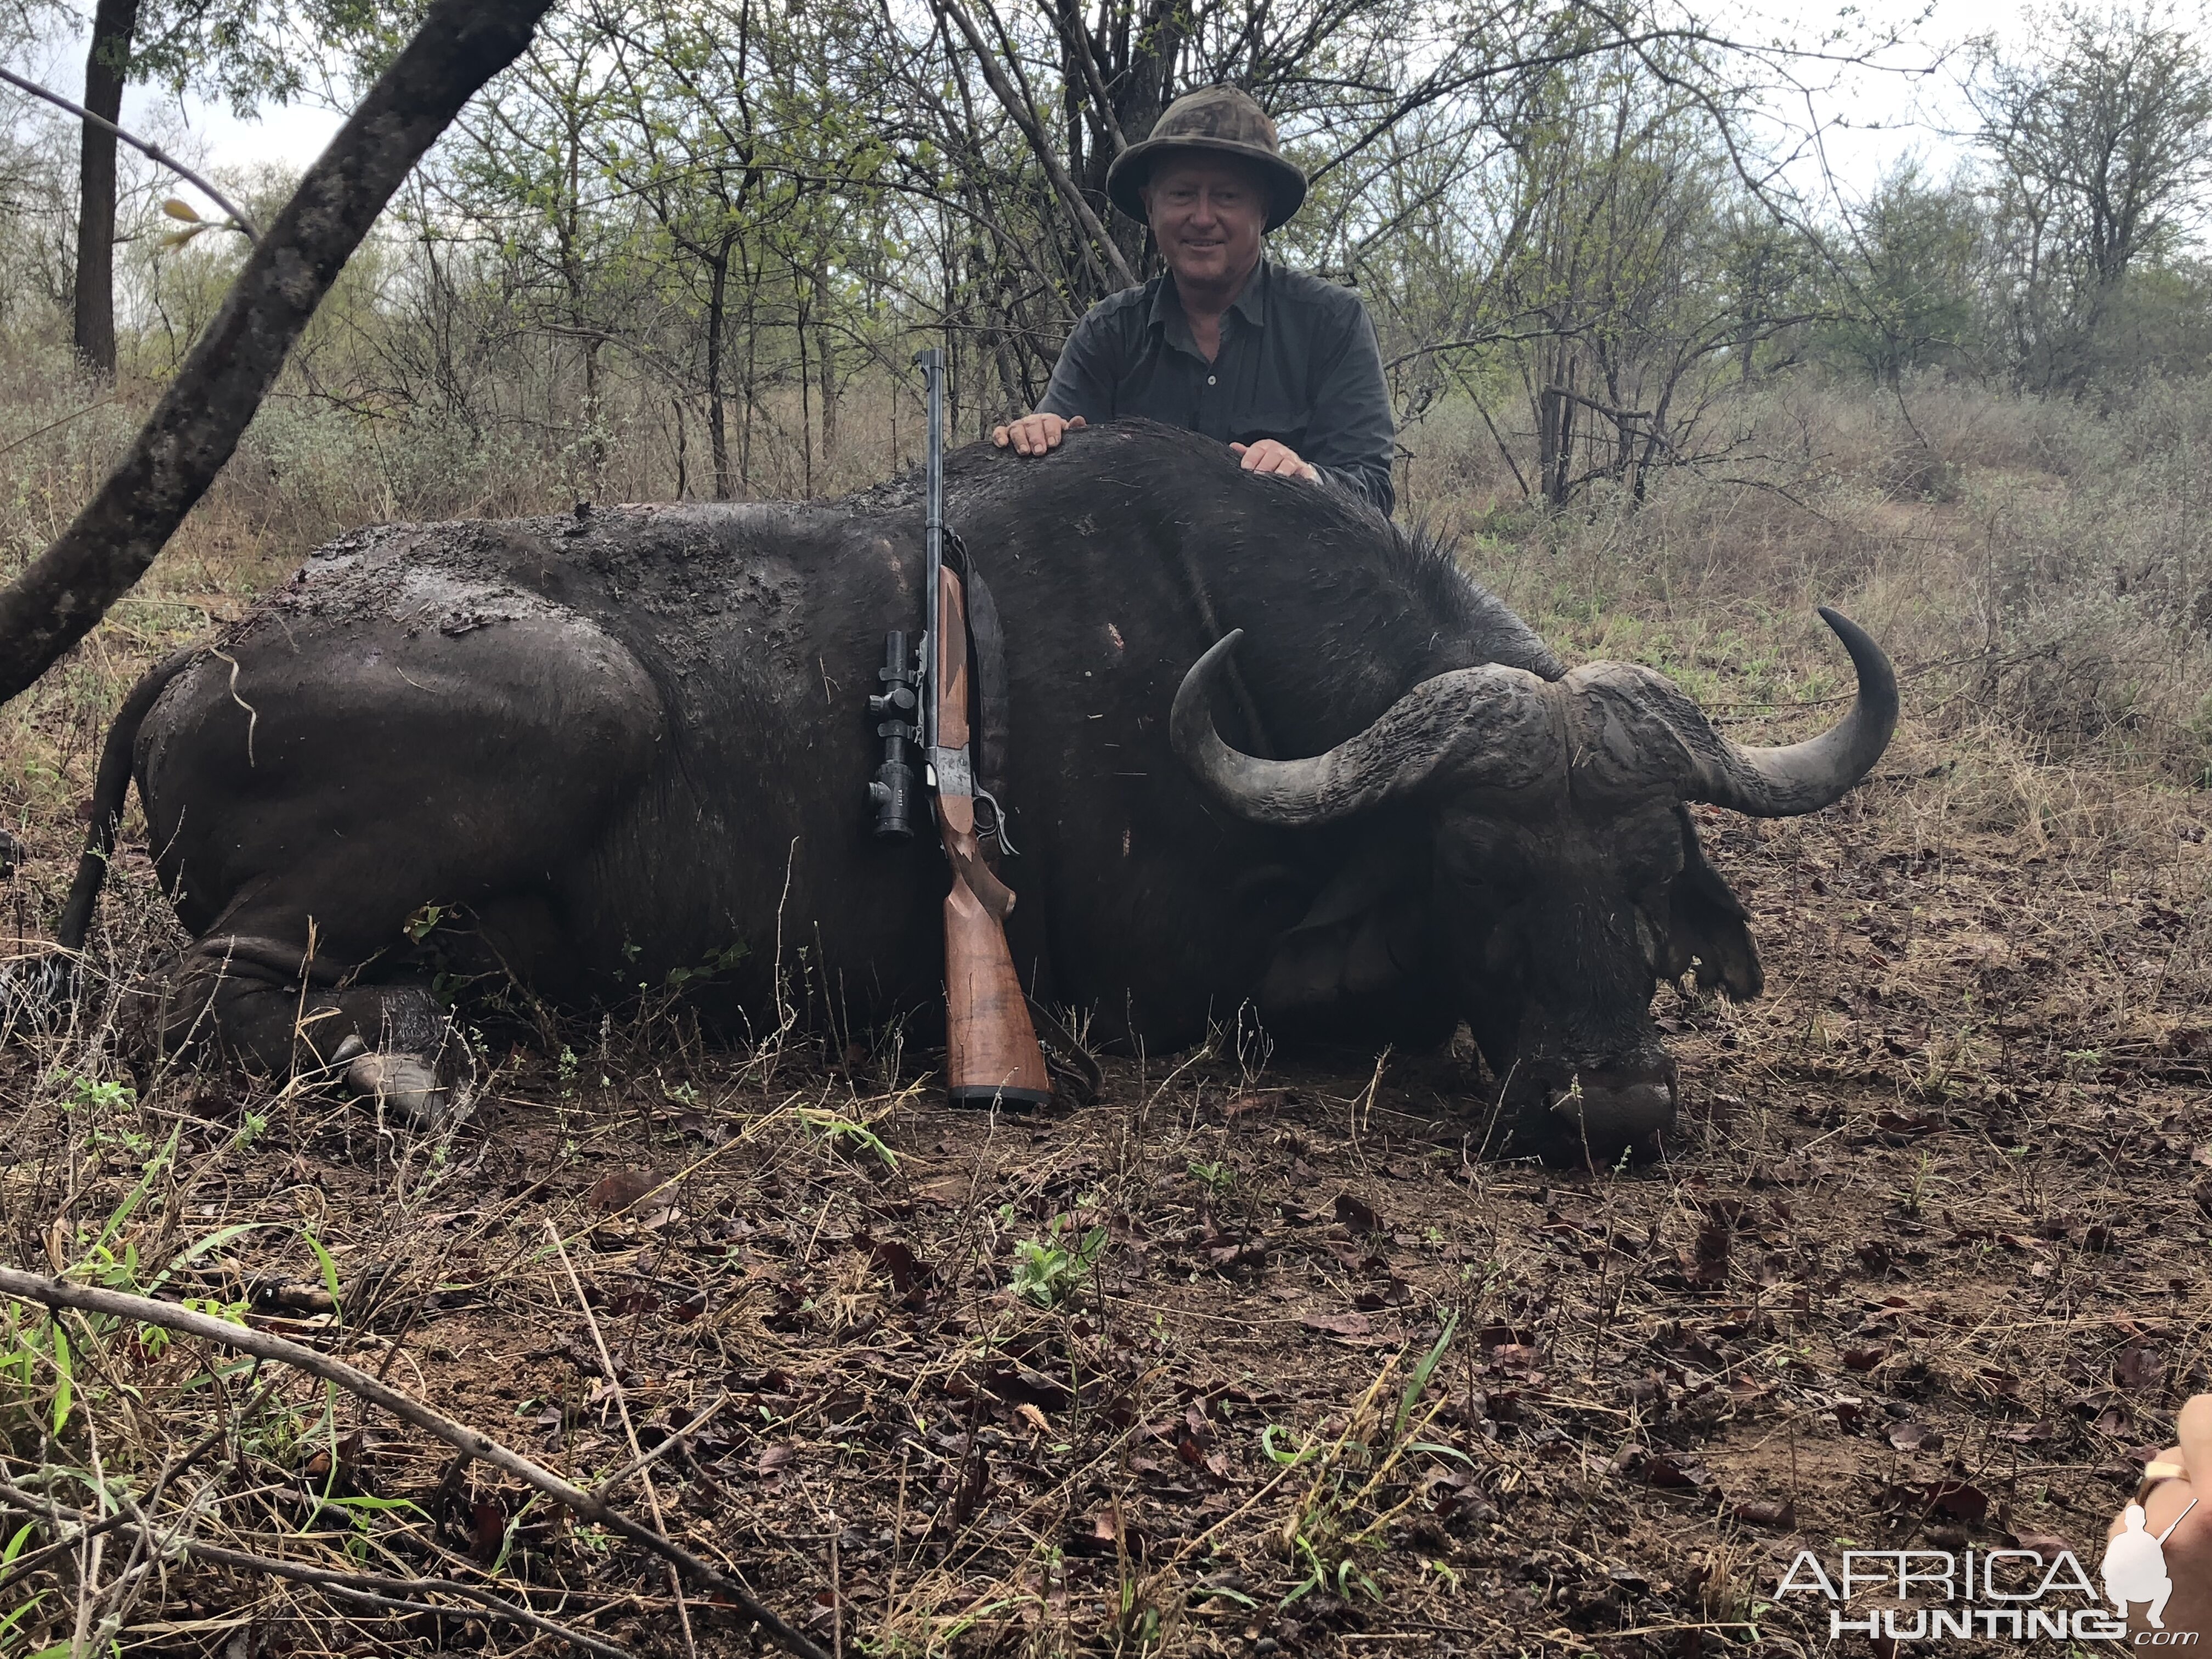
[{"left": 1143, "top": 156, "right": 1268, "bottom": 292}]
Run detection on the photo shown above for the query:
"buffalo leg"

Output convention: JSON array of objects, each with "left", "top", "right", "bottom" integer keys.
[
  {"left": 136, "top": 933, "right": 469, "bottom": 1125},
  {"left": 128, "top": 611, "right": 663, "bottom": 1116}
]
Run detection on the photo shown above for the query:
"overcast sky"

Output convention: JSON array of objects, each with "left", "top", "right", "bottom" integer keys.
[{"left": 3, "top": 0, "right": 2098, "bottom": 212}]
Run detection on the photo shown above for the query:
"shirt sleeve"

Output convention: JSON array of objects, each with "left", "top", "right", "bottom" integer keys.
[
  {"left": 1302, "top": 297, "right": 1396, "bottom": 516},
  {"left": 1037, "top": 306, "right": 1119, "bottom": 423}
]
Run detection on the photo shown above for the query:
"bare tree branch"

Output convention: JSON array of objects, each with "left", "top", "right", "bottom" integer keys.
[
  {"left": 930, "top": 0, "right": 1138, "bottom": 287},
  {"left": 0, "top": 0, "right": 560, "bottom": 706},
  {"left": 0, "top": 63, "right": 259, "bottom": 238},
  {"left": 0, "top": 1266, "right": 832, "bottom": 1659}
]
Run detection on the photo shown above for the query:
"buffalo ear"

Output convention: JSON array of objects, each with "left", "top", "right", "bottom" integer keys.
[{"left": 1663, "top": 808, "right": 1763, "bottom": 1000}]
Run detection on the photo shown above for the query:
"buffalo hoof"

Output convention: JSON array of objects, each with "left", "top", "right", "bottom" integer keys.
[
  {"left": 345, "top": 1051, "right": 460, "bottom": 1127},
  {"left": 1541, "top": 1074, "right": 1678, "bottom": 1166}
]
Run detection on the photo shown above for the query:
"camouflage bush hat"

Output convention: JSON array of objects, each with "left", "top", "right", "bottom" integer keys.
[{"left": 1105, "top": 86, "right": 1307, "bottom": 232}]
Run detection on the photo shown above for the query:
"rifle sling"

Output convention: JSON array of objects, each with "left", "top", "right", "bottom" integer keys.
[{"left": 963, "top": 561, "right": 1013, "bottom": 808}]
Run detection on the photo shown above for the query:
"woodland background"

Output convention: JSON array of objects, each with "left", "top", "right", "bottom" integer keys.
[{"left": 3, "top": 0, "right": 2210, "bottom": 514}]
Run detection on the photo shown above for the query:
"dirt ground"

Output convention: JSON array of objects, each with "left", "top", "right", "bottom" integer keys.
[{"left": 5, "top": 740, "right": 2210, "bottom": 1658}]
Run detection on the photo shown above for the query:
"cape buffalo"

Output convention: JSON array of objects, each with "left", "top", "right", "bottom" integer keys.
[{"left": 49, "top": 419, "right": 1894, "bottom": 1155}]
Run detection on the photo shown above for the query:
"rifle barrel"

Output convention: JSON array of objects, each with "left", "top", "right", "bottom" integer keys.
[{"left": 917, "top": 347, "right": 944, "bottom": 757}]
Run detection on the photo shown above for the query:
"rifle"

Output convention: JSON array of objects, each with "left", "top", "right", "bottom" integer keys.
[{"left": 867, "top": 348, "right": 1052, "bottom": 1109}]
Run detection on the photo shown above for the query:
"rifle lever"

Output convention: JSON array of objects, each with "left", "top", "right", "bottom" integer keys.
[{"left": 973, "top": 788, "right": 1018, "bottom": 858}]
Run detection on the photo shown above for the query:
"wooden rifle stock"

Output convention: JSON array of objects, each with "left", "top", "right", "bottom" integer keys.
[{"left": 933, "top": 565, "right": 1051, "bottom": 1108}]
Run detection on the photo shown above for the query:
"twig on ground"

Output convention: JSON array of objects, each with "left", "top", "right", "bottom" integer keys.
[
  {"left": 0, "top": 1265, "right": 831, "bottom": 1659},
  {"left": 597, "top": 1391, "right": 730, "bottom": 1498},
  {"left": 0, "top": 1482, "right": 630, "bottom": 1659},
  {"left": 0, "top": 1372, "right": 273, "bottom": 1601},
  {"left": 547, "top": 1222, "right": 700, "bottom": 1659}
]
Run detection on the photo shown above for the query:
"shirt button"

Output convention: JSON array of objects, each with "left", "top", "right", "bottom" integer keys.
[{"left": 1207, "top": 375, "right": 1216, "bottom": 386}]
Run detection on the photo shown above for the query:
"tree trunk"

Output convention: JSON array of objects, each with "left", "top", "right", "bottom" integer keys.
[
  {"left": 582, "top": 337, "right": 603, "bottom": 488},
  {"left": 796, "top": 275, "right": 813, "bottom": 496},
  {"left": 672, "top": 396, "right": 687, "bottom": 499},
  {"left": 740, "top": 255, "right": 757, "bottom": 494},
  {"left": 0, "top": 0, "right": 559, "bottom": 706},
  {"left": 707, "top": 231, "right": 732, "bottom": 499},
  {"left": 813, "top": 261, "right": 836, "bottom": 468},
  {"left": 72, "top": 0, "right": 143, "bottom": 377}
]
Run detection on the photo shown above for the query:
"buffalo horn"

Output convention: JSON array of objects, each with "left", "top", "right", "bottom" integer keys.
[
  {"left": 1686, "top": 607, "right": 1898, "bottom": 816},
  {"left": 1172, "top": 631, "right": 1556, "bottom": 828}
]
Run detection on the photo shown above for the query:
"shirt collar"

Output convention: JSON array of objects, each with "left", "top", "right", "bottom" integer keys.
[
  {"left": 1229, "top": 258, "right": 1271, "bottom": 326},
  {"left": 1150, "top": 257, "right": 1272, "bottom": 352}
]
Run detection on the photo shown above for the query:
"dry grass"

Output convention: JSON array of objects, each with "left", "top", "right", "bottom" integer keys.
[{"left": 3, "top": 358, "right": 2211, "bottom": 1658}]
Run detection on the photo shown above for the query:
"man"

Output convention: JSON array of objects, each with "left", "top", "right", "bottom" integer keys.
[{"left": 991, "top": 86, "right": 1397, "bottom": 516}]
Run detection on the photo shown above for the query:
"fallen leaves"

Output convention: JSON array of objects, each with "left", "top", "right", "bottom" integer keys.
[
  {"left": 862, "top": 1235, "right": 933, "bottom": 1298},
  {"left": 2011, "top": 1532, "right": 2076, "bottom": 1565},
  {"left": 1877, "top": 1481, "right": 1990, "bottom": 1523},
  {"left": 20, "top": 666, "right": 2212, "bottom": 1659},
  {"left": 1685, "top": 1215, "right": 1731, "bottom": 1288},
  {"left": 1201, "top": 1232, "right": 1270, "bottom": 1268},
  {"left": 1616, "top": 1447, "right": 1713, "bottom": 1490},
  {"left": 1297, "top": 1309, "right": 1371, "bottom": 1339},
  {"left": 1334, "top": 1192, "right": 1381, "bottom": 1234},
  {"left": 1887, "top": 1421, "right": 1943, "bottom": 1453},
  {"left": 2116, "top": 1340, "right": 2166, "bottom": 1392},
  {"left": 1731, "top": 1497, "right": 1797, "bottom": 1529},
  {"left": 466, "top": 1499, "right": 506, "bottom": 1564},
  {"left": 586, "top": 1167, "right": 660, "bottom": 1213},
  {"left": 1068, "top": 1504, "right": 1148, "bottom": 1560}
]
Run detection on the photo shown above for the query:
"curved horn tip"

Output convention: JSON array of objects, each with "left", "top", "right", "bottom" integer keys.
[
  {"left": 1814, "top": 606, "right": 1899, "bottom": 715},
  {"left": 1685, "top": 605, "right": 1900, "bottom": 818},
  {"left": 1815, "top": 605, "right": 1871, "bottom": 651},
  {"left": 1178, "top": 630, "right": 1241, "bottom": 698},
  {"left": 1175, "top": 631, "right": 1246, "bottom": 719}
]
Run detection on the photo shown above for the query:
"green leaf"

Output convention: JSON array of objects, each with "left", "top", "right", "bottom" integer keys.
[
  {"left": 144, "top": 1222, "right": 269, "bottom": 1295},
  {"left": 50, "top": 1324, "right": 71, "bottom": 1434},
  {"left": 1190, "top": 1584, "right": 1257, "bottom": 1608},
  {"left": 1394, "top": 1311, "right": 1459, "bottom": 1441},
  {"left": 88, "top": 1120, "right": 182, "bottom": 1265},
  {"left": 0, "top": 1594, "right": 49, "bottom": 1642},
  {"left": 303, "top": 1229, "right": 343, "bottom": 1323},
  {"left": 1408, "top": 1441, "right": 1476, "bottom": 1465}
]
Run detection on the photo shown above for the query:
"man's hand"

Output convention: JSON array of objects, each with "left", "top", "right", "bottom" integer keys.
[
  {"left": 1230, "top": 438, "right": 1319, "bottom": 481},
  {"left": 2107, "top": 1394, "right": 2212, "bottom": 1637},
  {"left": 991, "top": 412, "right": 1085, "bottom": 456}
]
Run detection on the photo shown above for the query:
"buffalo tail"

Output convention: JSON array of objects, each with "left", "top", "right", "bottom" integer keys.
[{"left": 56, "top": 646, "right": 199, "bottom": 953}]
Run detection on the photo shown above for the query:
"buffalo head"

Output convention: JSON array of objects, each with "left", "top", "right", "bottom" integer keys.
[{"left": 1172, "top": 608, "right": 1897, "bottom": 1157}]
